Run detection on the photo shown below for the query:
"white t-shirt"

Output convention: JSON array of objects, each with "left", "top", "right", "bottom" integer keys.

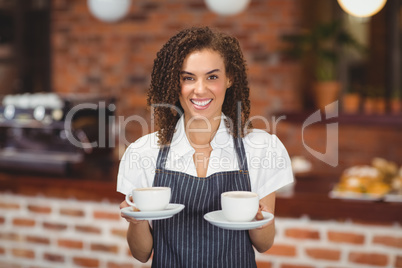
[{"left": 117, "top": 114, "right": 294, "bottom": 199}]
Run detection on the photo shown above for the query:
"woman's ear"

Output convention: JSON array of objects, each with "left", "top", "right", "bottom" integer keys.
[{"left": 227, "top": 79, "right": 232, "bottom": 89}]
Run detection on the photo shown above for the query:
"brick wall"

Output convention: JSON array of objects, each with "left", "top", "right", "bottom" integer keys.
[
  {"left": 51, "top": 0, "right": 304, "bottom": 142},
  {"left": 0, "top": 193, "right": 142, "bottom": 268},
  {"left": 259, "top": 217, "right": 402, "bottom": 268},
  {"left": 1, "top": 193, "right": 401, "bottom": 268}
]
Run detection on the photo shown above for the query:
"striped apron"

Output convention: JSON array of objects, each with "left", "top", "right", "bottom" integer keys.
[{"left": 152, "top": 138, "right": 257, "bottom": 268}]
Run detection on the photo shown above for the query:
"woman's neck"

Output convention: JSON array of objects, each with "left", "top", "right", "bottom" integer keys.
[{"left": 184, "top": 115, "right": 221, "bottom": 149}]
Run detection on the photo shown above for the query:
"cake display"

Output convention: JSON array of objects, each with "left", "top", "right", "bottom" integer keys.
[{"left": 331, "top": 158, "right": 401, "bottom": 201}]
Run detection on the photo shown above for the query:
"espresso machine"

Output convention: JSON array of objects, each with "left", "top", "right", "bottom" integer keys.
[{"left": 0, "top": 93, "right": 115, "bottom": 175}]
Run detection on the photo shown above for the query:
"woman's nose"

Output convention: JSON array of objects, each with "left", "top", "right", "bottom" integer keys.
[{"left": 194, "top": 80, "right": 207, "bottom": 94}]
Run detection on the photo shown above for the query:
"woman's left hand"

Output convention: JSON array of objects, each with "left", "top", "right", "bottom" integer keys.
[
  {"left": 249, "top": 193, "right": 276, "bottom": 252},
  {"left": 254, "top": 200, "right": 274, "bottom": 229}
]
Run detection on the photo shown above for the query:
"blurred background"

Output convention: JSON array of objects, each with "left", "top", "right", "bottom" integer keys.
[{"left": 0, "top": 0, "right": 401, "bottom": 267}]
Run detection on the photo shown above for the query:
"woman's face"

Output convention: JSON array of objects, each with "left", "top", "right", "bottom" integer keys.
[{"left": 179, "top": 49, "right": 231, "bottom": 123}]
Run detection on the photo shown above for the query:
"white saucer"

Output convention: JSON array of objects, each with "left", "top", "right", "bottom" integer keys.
[
  {"left": 121, "top": 204, "right": 185, "bottom": 220},
  {"left": 204, "top": 210, "right": 274, "bottom": 230}
]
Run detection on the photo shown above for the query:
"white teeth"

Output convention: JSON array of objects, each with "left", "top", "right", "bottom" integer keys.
[{"left": 191, "top": 99, "right": 212, "bottom": 106}]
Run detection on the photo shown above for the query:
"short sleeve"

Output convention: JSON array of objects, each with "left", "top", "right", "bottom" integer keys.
[
  {"left": 244, "top": 130, "right": 294, "bottom": 199},
  {"left": 116, "top": 133, "right": 160, "bottom": 195}
]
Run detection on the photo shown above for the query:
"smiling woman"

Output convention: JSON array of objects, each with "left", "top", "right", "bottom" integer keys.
[{"left": 117, "top": 26, "right": 294, "bottom": 267}]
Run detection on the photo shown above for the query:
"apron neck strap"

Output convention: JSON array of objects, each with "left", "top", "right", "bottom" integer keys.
[{"left": 234, "top": 137, "right": 249, "bottom": 172}]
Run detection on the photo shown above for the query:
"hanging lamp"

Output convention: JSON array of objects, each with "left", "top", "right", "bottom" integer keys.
[
  {"left": 337, "top": 0, "right": 387, "bottom": 17},
  {"left": 88, "top": 0, "right": 131, "bottom": 22},
  {"left": 205, "top": 0, "right": 250, "bottom": 16}
]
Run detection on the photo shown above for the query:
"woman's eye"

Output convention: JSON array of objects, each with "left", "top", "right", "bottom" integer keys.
[
  {"left": 182, "top": 76, "right": 194, "bottom": 81},
  {"left": 208, "top": 75, "right": 218, "bottom": 80}
]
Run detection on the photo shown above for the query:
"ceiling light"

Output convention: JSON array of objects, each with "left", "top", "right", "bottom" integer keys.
[
  {"left": 205, "top": 0, "right": 250, "bottom": 16},
  {"left": 88, "top": 0, "right": 131, "bottom": 23},
  {"left": 337, "top": 0, "right": 387, "bottom": 18}
]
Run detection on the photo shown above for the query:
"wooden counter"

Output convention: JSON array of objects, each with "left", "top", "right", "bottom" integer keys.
[
  {"left": 1, "top": 167, "right": 401, "bottom": 224},
  {"left": 0, "top": 162, "right": 123, "bottom": 202}
]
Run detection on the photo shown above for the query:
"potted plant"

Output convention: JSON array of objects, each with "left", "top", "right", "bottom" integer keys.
[
  {"left": 390, "top": 89, "right": 401, "bottom": 114},
  {"left": 282, "top": 20, "right": 365, "bottom": 111},
  {"left": 375, "top": 89, "right": 386, "bottom": 115},
  {"left": 363, "top": 86, "right": 382, "bottom": 114},
  {"left": 342, "top": 86, "right": 361, "bottom": 114}
]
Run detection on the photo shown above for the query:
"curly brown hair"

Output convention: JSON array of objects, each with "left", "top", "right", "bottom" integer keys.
[{"left": 147, "top": 26, "right": 252, "bottom": 145}]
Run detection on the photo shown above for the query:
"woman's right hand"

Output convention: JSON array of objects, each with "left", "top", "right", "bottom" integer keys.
[
  {"left": 120, "top": 199, "right": 153, "bottom": 263},
  {"left": 119, "top": 200, "right": 147, "bottom": 224}
]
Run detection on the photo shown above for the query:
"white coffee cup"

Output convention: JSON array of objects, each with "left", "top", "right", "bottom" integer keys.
[
  {"left": 221, "top": 191, "right": 259, "bottom": 222},
  {"left": 125, "top": 187, "right": 171, "bottom": 211}
]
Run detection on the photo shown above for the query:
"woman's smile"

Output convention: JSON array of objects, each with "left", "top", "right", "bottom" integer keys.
[{"left": 190, "top": 98, "right": 213, "bottom": 109}]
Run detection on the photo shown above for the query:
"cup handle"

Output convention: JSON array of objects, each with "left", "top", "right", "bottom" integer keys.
[{"left": 125, "top": 193, "right": 136, "bottom": 207}]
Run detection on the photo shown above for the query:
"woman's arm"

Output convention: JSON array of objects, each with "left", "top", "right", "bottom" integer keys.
[
  {"left": 248, "top": 192, "right": 276, "bottom": 253},
  {"left": 120, "top": 200, "right": 153, "bottom": 263}
]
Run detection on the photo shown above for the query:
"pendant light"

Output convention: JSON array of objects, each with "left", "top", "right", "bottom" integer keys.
[
  {"left": 337, "top": 0, "right": 387, "bottom": 18},
  {"left": 205, "top": 0, "right": 250, "bottom": 16},
  {"left": 88, "top": 0, "right": 131, "bottom": 22}
]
